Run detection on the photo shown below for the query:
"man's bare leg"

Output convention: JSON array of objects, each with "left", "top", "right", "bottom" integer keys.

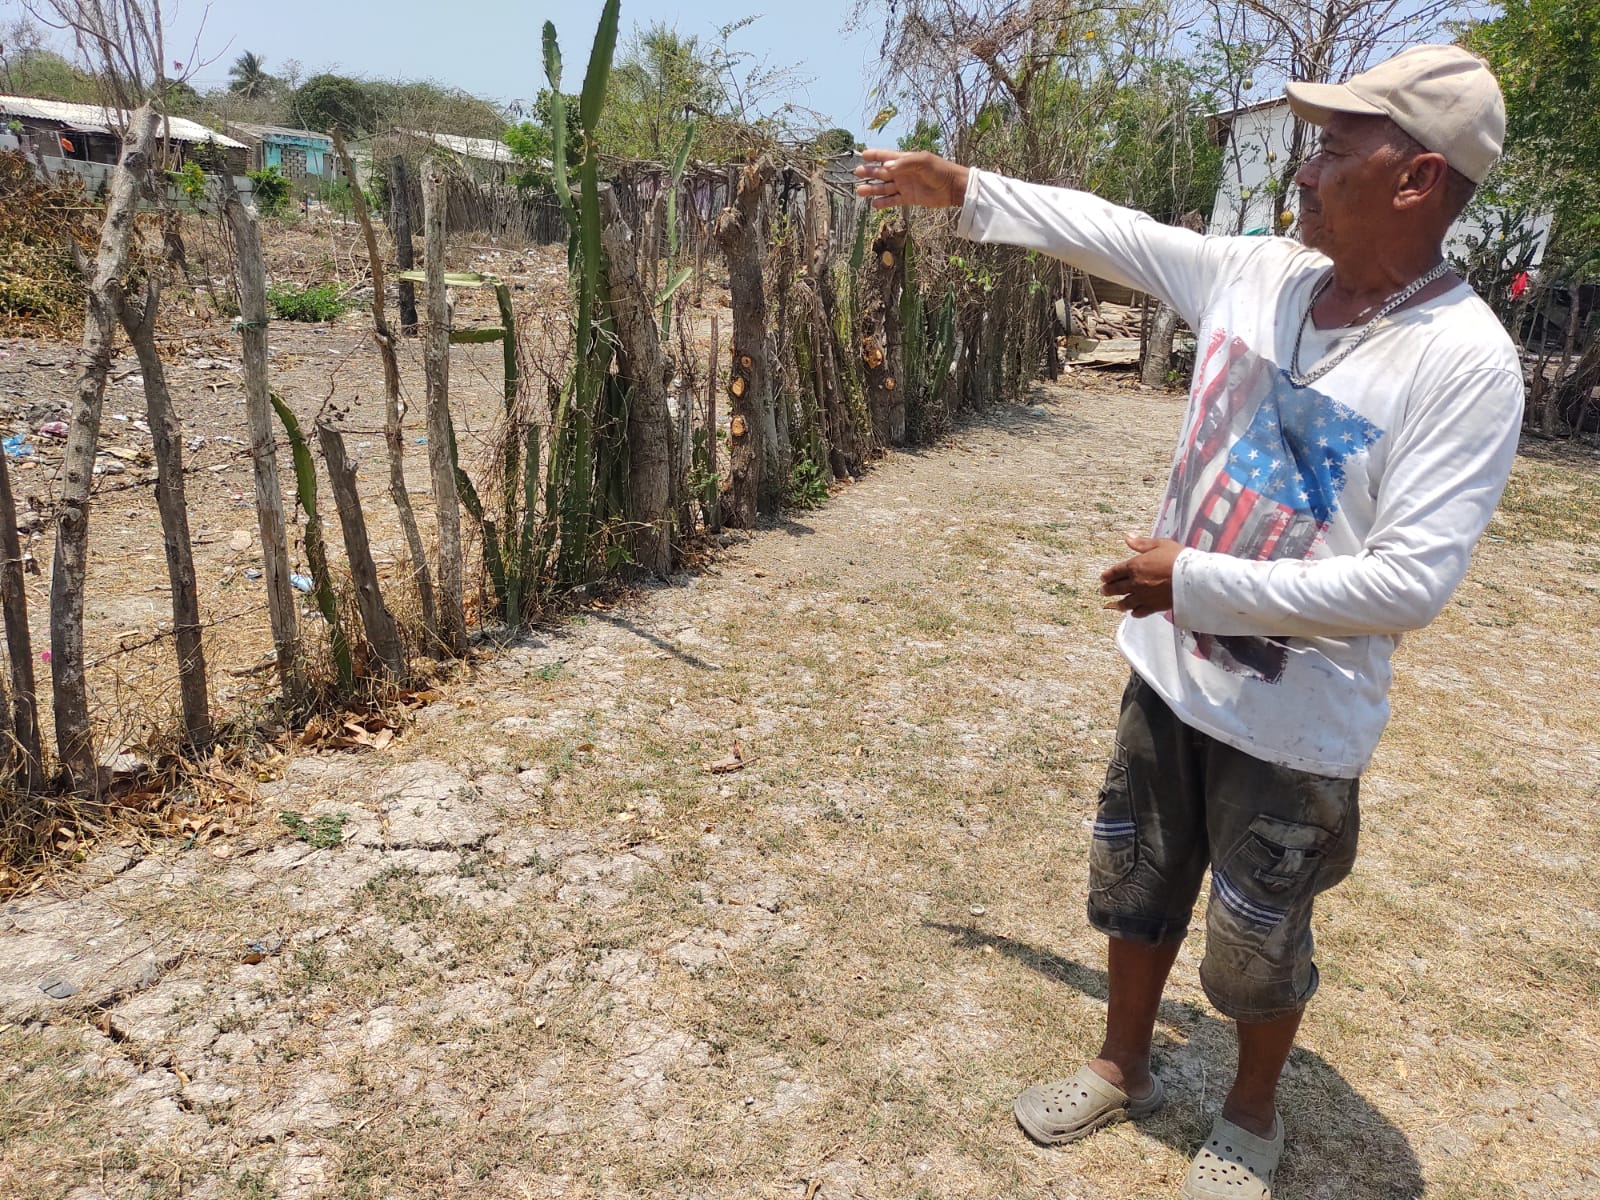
[
  {"left": 1089, "top": 933, "right": 1184, "bottom": 1099},
  {"left": 1221, "top": 1008, "right": 1303, "bottom": 1138}
]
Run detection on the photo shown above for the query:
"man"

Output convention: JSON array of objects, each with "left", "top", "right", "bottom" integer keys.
[{"left": 856, "top": 45, "right": 1519, "bottom": 1199}]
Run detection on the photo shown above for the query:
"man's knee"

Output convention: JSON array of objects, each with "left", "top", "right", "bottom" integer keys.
[{"left": 1199, "top": 944, "right": 1318, "bottom": 1023}]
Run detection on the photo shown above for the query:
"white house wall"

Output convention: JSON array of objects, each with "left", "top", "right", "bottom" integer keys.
[{"left": 1209, "top": 102, "right": 1294, "bottom": 237}]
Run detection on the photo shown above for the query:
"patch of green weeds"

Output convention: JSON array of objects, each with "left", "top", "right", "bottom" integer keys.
[
  {"left": 279, "top": 810, "right": 348, "bottom": 849},
  {"left": 358, "top": 864, "right": 450, "bottom": 924},
  {"left": 268, "top": 281, "right": 346, "bottom": 322}
]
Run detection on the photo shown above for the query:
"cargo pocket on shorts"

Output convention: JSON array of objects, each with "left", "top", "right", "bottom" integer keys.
[
  {"left": 1214, "top": 815, "right": 1332, "bottom": 928},
  {"left": 1088, "top": 742, "right": 1139, "bottom": 893}
]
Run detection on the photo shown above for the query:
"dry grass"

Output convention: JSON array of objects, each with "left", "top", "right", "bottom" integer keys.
[{"left": 1, "top": 379, "right": 1597, "bottom": 1199}]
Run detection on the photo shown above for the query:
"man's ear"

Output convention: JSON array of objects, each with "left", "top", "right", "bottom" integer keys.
[{"left": 1394, "top": 151, "right": 1449, "bottom": 211}]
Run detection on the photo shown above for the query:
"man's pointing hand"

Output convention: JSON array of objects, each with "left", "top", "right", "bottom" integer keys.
[{"left": 853, "top": 149, "right": 970, "bottom": 210}]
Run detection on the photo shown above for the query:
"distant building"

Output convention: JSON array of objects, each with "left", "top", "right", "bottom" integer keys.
[
  {"left": 0, "top": 94, "right": 249, "bottom": 189},
  {"left": 228, "top": 122, "right": 338, "bottom": 187},
  {"left": 357, "top": 128, "right": 517, "bottom": 186},
  {"left": 1205, "top": 96, "right": 1548, "bottom": 269}
]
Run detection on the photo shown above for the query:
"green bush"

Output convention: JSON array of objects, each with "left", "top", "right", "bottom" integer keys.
[
  {"left": 268, "top": 281, "right": 345, "bottom": 322},
  {"left": 787, "top": 457, "right": 832, "bottom": 509},
  {"left": 169, "top": 160, "right": 208, "bottom": 210},
  {"left": 318, "top": 177, "right": 379, "bottom": 219},
  {"left": 247, "top": 165, "right": 291, "bottom": 216}
]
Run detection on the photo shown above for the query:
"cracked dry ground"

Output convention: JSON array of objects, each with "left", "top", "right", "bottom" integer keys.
[{"left": 4, "top": 378, "right": 1599, "bottom": 1200}]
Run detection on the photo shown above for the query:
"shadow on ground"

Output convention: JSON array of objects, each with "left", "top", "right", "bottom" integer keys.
[{"left": 924, "top": 921, "right": 1424, "bottom": 1200}]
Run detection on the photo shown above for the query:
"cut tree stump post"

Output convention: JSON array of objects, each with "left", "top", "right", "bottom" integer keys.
[
  {"left": 317, "top": 422, "right": 407, "bottom": 680},
  {"left": 115, "top": 275, "right": 210, "bottom": 747},
  {"left": 0, "top": 441, "right": 41, "bottom": 790},
  {"left": 422, "top": 158, "right": 467, "bottom": 655},
  {"left": 390, "top": 155, "right": 419, "bottom": 336},
  {"left": 50, "top": 103, "right": 159, "bottom": 788},
  {"left": 714, "top": 158, "right": 777, "bottom": 524},
  {"left": 1140, "top": 213, "right": 1203, "bottom": 388},
  {"left": 863, "top": 217, "right": 908, "bottom": 447},
  {"left": 705, "top": 312, "right": 721, "bottom": 533},
  {"left": 597, "top": 185, "right": 674, "bottom": 578},
  {"left": 333, "top": 132, "right": 438, "bottom": 649},
  {"left": 221, "top": 169, "right": 302, "bottom": 705}
]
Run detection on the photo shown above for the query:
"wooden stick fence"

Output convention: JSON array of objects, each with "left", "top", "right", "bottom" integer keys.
[{"left": 0, "top": 119, "right": 1058, "bottom": 823}]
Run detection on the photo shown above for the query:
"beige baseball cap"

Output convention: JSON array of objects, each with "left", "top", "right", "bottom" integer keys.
[{"left": 1285, "top": 44, "right": 1505, "bottom": 183}]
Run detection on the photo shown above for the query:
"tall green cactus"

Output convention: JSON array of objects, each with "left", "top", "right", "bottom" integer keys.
[
  {"left": 659, "top": 122, "right": 696, "bottom": 338},
  {"left": 543, "top": 0, "right": 621, "bottom": 586}
]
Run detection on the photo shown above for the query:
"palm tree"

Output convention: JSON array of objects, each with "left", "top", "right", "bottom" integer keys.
[{"left": 228, "top": 51, "right": 273, "bottom": 100}]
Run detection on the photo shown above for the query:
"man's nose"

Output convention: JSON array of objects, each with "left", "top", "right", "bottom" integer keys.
[{"left": 1294, "top": 157, "right": 1321, "bottom": 189}]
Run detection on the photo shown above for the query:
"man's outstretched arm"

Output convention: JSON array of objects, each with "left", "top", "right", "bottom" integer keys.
[{"left": 854, "top": 149, "right": 1257, "bottom": 330}]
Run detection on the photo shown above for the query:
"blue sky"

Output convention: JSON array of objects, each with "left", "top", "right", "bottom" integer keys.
[{"left": 164, "top": 0, "right": 905, "bottom": 141}]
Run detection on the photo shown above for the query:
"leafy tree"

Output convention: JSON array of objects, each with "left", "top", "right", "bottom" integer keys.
[
  {"left": 361, "top": 79, "right": 503, "bottom": 138},
  {"left": 1462, "top": 0, "right": 1600, "bottom": 424},
  {"left": 602, "top": 22, "right": 722, "bottom": 160},
  {"left": 291, "top": 73, "right": 376, "bottom": 136},
  {"left": 0, "top": 46, "right": 100, "bottom": 103},
  {"left": 503, "top": 88, "right": 580, "bottom": 189},
  {"left": 156, "top": 77, "right": 202, "bottom": 115},
  {"left": 897, "top": 119, "right": 942, "bottom": 154},
  {"left": 1462, "top": 0, "right": 1600, "bottom": 271},
  {"left": 813, "top": 127, "right": 858, "bottom": 157},
  {"left": 1084, "top": 60, "right": 1222, "bottom": 224},
  {"left": 228, "top": 50, "right": 275, "bottom": 100}
]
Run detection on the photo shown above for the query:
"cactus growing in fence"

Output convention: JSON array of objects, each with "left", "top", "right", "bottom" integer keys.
[
  {"left": 542, "top": 0, "right": 621, "bottom": 584},
  {"left": 658, "top": 123, "right": 696, "bottom": 340}
]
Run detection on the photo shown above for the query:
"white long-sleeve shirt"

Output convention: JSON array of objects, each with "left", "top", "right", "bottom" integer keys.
[{"left": 957, "top": 169, "right": 1523, "bottom": 777}]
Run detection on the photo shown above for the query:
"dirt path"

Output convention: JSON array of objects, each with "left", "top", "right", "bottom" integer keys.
[{"left": 3, "top": 378, "right": 1598, "bottom": 1199}]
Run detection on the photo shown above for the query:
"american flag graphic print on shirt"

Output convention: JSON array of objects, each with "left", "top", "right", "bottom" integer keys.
[{"left": 1154, "top": 328, "right": 1386, "bottom": 685}]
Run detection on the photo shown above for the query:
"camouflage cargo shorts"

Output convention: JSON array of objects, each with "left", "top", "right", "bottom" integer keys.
[{"left": 1086, "top": 674, "right": 1361, "bottom": 1022}]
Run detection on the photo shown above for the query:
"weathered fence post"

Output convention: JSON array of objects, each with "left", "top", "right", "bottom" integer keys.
[
  {"left": 317, "top": 422, "right": 408, "bottom": 680},
  {"left": 332, "top": 133, "right": 439, "bottom": 648},
  {"left": 50, "top": 103, "right": 158, "bottom": 788},
  {"left": 114, "top": 275, "right": 210, "bottom": 746},
  {"left": 220, "top": 170, "right": 302, "bottom": 705},
  {"left": 390, "top": 155, "right": 420, "bottom": 336},
  {"left": 597, "top": 185, "right": 674, "bottom": 577},
  {"left": 864, "top": 217, "right": 909, "bottom": 446},
  {"left": 714, "top": 158, "right": 777, "bottom": 525},
  {"left": 422, "top": 158, "right": 467, "bottom": 654},
  {"left": 0, "top": 445, "right": 41, "bottom": 790},
  {"left": 270, "top": 396, "right": 353, "bottom": 694}
]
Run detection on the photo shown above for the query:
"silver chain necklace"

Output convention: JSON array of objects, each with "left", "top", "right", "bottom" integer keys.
[{"left": 1288, "top": 261, "right": 1450, "bottom": 387}]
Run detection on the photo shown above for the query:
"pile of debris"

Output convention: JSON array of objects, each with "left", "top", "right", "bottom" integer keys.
[
  {"left": 0, "top": 151, "right": 96, "bottom": 335},
  {"left": 1057, "top": 299, "right": 1147, "bottom": 367},
  {"left": 1071, "top": 301, "right": 1144, "bottom": 340}
]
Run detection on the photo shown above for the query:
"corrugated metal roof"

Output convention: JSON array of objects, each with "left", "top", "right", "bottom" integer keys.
[
  {"left": 0, "top": 94, "right": 247, "bottom": 149},
  {"left": 404, "top": 128, "right": 514, "bottom": 164},
  {"left": 230, "top": 121, "right": 332, "bottom": 144}
]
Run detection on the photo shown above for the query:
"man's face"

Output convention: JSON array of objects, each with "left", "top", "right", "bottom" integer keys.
[{"left": 1293, "top": 114, "right": 1404, "bottom": 258}]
